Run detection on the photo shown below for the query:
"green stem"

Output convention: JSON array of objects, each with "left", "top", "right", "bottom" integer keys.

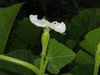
[
  {"left": 0, "top": 54, "right": 39, "bottom": 75},
  {"left": 94, "top": 43, "right": 100, "bottom": 75},
  {"left": 73, "top": 0, "right": 80, "bottom": 11},
  {"left": 40, "top": 46, "right": 46, "bottom": 75},
  {"left": 40, "top": 28, "right": 50, "bottom": 75},
  {"left": 42, "top": 56, "right": 49, "bottom": 75},
  {"left": 93, "top": 61, "right": 99, "bottom": 75}
]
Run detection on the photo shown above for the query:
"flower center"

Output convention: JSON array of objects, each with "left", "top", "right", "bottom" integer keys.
[
  {"left": 46, "top": 24, "right": 50, "bottom": 28},
  {"left": 45, "top": 24, "right": 50, "bottom": 31}
]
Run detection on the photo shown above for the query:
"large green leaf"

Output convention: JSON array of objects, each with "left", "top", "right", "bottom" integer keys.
[
  {"left": 14, "top": 18, "right": 42, "bottom": 47},
  {"left": 72, "top": 8, "right": 100, "bottom": 35},
  {"left": 0, "top": 50, "right": 35, "bottom": 75},
  {"left": 5, "top": 34, "right": 27, "bottom": 53},
  {"left": 0, "top": 70, "right": 8, "bottom": 75},
  {"left": 70, "top": 64, "right": 94, "bottom": 75},
  {"left": 50, "top": 22, "right": 81, "bottom": 50},
  {"left": 72, "top": 15, "right": 88, "bottom": 35},
  {"left": 75, "top": 50, "right": 95, "bottom": 64},
  {"left": 65, "top": 39, "right": 77, "bottom": 49},
  {"left": 8, "top": 36, "right": 27, "bottom": 52},
  {"left": 0, "top": 3, "right": 24, "bottom": 54},
  {"left": 50, "top": 24, "right": 81, "bottom": 44},
  {"left": 79, "top": 27, "right": 100, "bottom": 55},
  {"left": 79, "top": 8, "right": 100, "bottom": 30},
  {"left": 61, "top": 73, "right": 74, "bottom": 75},
  {"left": 46, "top": 39, "right": 76, "bottom": 74}
]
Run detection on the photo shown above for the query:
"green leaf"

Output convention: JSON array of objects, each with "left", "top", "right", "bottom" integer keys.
[
  {"left": 5, "top": 34, "right": 27, "bottom": 53},
  {"left": 72, "top": 8, "right": 100, "bottom": 35},
  {"left": 79, "top": 27, "right": 100, "bottom": 55},
  {"left": 79, "top": 8, "right": 100, "bottom": 30},
  {"left": 75, "top": 50, "right": 95, "bottom": 64},
  {"left": 70, "top": 64, "right": 94, "bottom": 75},
  {"left": 61, "top": 73, "right": 74, "bottom": 75},
  {"left": 72, "top": 15, "right": 87, "bottom": 34},
  {"left": 65, "top": 39, "right": 77, "bottom": 49},
  {"left": 9, "top": 36, "right": 27, "bottom": 52},
  {"left": 0, "top": 50, "right": 35, "bottom": 75},
  {"left": 46, "top": 39, "right": 76, "bottom": 74},
  {"left": 14, "top": 18, "right": 42, "bottom": 47},
  {"left": 34, "top": 58, "right": 41, "bottom": 69},
  {"left": 0, "top": 3, "right": 24, "bottom": 54},
  {"left": 0, "top": 70, "right": 9, "bottom": 75},
  {"left": 50, "top": 24, "right": 81, "bottom": 45}
]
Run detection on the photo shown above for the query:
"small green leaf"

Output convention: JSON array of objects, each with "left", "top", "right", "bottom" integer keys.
[
  {"left": 34, "top": 58, "right": 41, "bottom": 69},
  {"left": 75, "top": 50, "right": 95, "bottom": 64},
  {"left": 0, "top": 3, "right": 24, "bottom": 54},
  {"left": 46, "top": 39, "right": 76, "bottom": 74}
]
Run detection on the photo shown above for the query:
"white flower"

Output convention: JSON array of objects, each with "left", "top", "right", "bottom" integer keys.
[{"left": 29, "top": 14, "right": 66, "bottom": 33}]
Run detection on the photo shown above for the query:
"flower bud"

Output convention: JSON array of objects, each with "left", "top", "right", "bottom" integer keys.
[{"left": 41, "top": 28, "right": 50, "bottom": 55}]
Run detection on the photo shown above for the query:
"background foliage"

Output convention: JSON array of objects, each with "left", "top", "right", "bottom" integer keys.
[{"left": 0, "top": 0, "right": 100, "bottom": 75}]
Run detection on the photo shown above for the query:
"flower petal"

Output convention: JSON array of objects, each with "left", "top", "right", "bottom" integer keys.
[
  {"left": 29, "top": 15, "right": 66, "bottom": 33},
  {"left": 41, "top": 19, "right": 50, "bottom": 26},
  {"left": 50, "top": 22, "right": 66, "bottom": 33},
  {"left": 29, "top": 15, "right": 49, "bottom": 27}
]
